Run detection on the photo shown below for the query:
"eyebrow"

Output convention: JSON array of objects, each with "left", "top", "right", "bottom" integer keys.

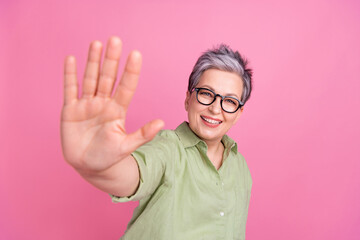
[{"left": 198, "top": 85, "right": 240, "bottom": 99}]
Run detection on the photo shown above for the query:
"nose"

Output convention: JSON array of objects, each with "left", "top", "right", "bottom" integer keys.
[{"left": 209, "top": 96, "right": 222, "bottom": 114}]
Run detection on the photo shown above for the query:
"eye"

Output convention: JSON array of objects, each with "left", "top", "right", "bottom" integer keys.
[
  {"left": 224, "top": 98, "right": 238, "bottom": 106},
  {"left": 201, "top": 92, "right": 212, "bottom": 97},
  {"left": 199, "top": 89, "right": 214, "bottom": 97}
]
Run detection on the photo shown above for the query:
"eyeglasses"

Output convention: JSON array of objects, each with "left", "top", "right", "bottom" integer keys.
[{"left": 192, "top": 87, "right": 244, "bottom": 113}]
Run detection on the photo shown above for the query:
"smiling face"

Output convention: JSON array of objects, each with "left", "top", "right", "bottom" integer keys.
[{"left": 185, "top": 69, "right": 244, "bottom": 146}]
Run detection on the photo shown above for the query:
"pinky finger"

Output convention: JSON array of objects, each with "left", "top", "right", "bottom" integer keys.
[{"left": 64, "top": 56, "right": 79, "bottom": 105}]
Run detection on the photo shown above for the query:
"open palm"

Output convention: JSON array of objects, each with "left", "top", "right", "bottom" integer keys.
[{"left": 61, "top": 37, "right": 164, "bottom": 173}]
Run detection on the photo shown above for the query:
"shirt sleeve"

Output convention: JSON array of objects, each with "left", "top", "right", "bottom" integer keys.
[{"left": 110, "top": 130, "right": 175, "bottom": 203}]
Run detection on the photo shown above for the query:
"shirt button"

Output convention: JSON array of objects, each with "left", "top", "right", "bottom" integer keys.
[{"left": 220, "top": 211, "right": 225, "bottom": 217}]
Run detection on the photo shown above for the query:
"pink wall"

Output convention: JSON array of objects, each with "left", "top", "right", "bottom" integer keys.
[{"left": 1, "top": 0, "right": 359, "bottom": 239}]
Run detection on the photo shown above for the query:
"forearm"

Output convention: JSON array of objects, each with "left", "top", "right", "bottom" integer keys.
[{"left": 76, "top": 155, "right": 140, "bottom": 197}]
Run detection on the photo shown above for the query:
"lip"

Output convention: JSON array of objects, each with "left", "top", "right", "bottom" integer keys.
[
  {"left": 202, "top": 115, "right": 222, "bottom": 122},
  {"left": 200, "top": 115, "right": 222, "bottom": 128}
]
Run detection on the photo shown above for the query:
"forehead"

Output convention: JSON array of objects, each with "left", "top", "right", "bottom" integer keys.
[{"left": 197, "top": 69, "right": 243, "bottom": 97}]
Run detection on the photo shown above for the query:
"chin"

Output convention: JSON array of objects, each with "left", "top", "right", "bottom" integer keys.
[{"left": 198, "top": 128, "right": 224, "bottom": 142}]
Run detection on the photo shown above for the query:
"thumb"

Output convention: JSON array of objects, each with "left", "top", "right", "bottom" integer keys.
[{"left": 124, "top": 119, "right": 165, "bottom": 152}]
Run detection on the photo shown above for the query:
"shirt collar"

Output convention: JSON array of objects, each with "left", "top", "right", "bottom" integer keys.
[
  {"left": 175, "top": 122, "right": 202, "bottom": 148},
  {"left": 175, "top": 121, "right": 238, "bottom": 153}
]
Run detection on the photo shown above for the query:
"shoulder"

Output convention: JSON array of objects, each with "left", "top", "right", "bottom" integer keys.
[
  {"left": 157, "top": 129, "right": 179, "bottom": 140},
  {"left": 135, "top": 129, "right": 182, "bottom": 157},
  {"left": 232, "top": 151, "right": 249, "bottom": 170},
  {"left": 231, "top": 150, "right": 252, "bottom": 188},
  {"left": 230, "top": 150, "right": 247, "bottom": 169},
  {"left": 234, "top": 151, "right": 246, "bottom": 162},
  {"left": 150, "top": 129, "right": 181, "bottom": 147}
]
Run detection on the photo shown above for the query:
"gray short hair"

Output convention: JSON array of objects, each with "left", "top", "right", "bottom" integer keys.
[{"left": 188, "top": 44, "right": 253, "bottom": 105}]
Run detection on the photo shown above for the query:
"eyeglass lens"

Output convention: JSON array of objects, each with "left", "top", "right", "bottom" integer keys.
[{"left": 196, "top": 88, "right": 240, "bottom": 113}]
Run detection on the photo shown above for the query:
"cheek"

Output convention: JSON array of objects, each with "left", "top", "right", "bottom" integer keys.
[
  {"left": 188, "top": 105, "right": 207, "bottom": 123},
  {"left": 226, "top": 114, "right": 240, "bottom": 125},
  {"left": 188, "top": 99, "right": 202, "bottom": 112},
  {"left": 190, "top": 104, "right": 208, "bottom": 115}
]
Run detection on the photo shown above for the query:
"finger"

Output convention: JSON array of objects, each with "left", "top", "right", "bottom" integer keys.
[
  {"left": 82, "top": 41, "right": 103, "bottom": 98},
  {"left": 97, "top": 36, "right": 122, "bottom": 98},
  {"left": 113, "top": 50, "right": 142, "bottom": 113},
  {"left": 123, "top": 119, "right": 165, "bottom": 153},
  {"left": 64, "top": 56, "right": 78, "bottom": 105}
]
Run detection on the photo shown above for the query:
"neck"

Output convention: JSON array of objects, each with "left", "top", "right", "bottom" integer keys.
[
  {"left": 204, "top": 138, "right": 225, "bottom": 170},
  {"left": 205, "top": 138, "right": 223, "bottom": 154}
]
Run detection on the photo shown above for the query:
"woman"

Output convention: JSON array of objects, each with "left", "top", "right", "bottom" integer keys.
[{"left": 61, "top": 36, "right": 253, "bottom": 240}]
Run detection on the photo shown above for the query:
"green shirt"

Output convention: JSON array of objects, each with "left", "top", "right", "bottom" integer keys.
[{"left": 111, "top": 122, "right": 252, "bottom": 240}]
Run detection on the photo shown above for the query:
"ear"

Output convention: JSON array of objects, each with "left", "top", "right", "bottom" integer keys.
[{"left": 185, "top": 91, "right": 191, "bottom": 111}]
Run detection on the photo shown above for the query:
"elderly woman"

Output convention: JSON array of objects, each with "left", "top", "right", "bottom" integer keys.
[{"left": 61, "top": 36, "right": 253, "bottom": 240}]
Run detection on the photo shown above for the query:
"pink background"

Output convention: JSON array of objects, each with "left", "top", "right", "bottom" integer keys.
[{"left": 1, "top": 0, "right": 360, "bottom": 239}]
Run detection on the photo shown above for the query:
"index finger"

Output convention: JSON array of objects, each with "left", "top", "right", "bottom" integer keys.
[
  {"left": 113, "top": 50, "right": 142, "bottom": 113},
  {"left": 63, "top": 56, "right": 78, "bottom": 105}
]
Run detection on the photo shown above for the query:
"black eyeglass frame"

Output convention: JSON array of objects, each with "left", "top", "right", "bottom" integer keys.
[{"left": 192, "top": 87, "right": 244, "bottom": 113}]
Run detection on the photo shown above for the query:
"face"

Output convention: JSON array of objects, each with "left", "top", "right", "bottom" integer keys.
[{"left": 185, "top": 69, "right": 244, "bottom": 146}]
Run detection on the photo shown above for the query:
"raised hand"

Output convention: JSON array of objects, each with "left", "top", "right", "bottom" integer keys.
[{"left": 61, "top": 37, "right": 164, "bottom": 177}]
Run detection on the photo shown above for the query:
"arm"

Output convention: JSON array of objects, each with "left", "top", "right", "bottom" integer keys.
[{"left": 60, "top": 37, "right": 164, "bottom": 197}]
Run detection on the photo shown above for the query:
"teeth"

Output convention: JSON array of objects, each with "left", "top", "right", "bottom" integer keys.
[{"left": 202, "top": 116, "right": 221, "bottom": 124}]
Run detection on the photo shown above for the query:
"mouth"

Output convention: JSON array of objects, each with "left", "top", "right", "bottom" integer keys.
[{"left": 201, "top": 116, "right": 222, "bottom": 126}]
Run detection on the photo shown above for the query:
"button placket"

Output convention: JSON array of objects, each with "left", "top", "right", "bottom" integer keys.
[{"left": 218, "top": 176, "right": 224, "bottom": 191}]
